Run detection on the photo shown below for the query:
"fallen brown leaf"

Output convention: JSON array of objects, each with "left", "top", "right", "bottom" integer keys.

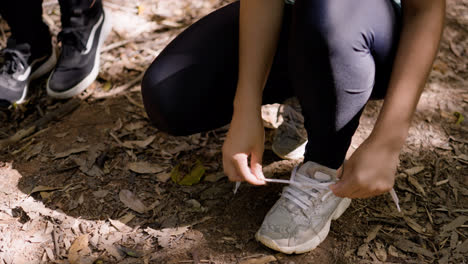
[
  {"left": 53, "top": 145, "right": 90, "bottom": 160},
  {"left": 239, "top": 255, "right": 277, "bottom": 264},
  {"left": 407, "top": 176, "right": 427, "bottom": 196},
  {"left": 68, "top": 234, "right": 91, "bottom": 264},
  {"left": 404, "top": 166, "right": 425, "bottom": 176},
  {"left": 122, "top": 135, "right": 156, "bottom": 149},
  {"left": 128, "top": 161, "right": 164, "bottom": 174},
  {"left": 119, "top": 189, "right": 147, "bottom": 214}
]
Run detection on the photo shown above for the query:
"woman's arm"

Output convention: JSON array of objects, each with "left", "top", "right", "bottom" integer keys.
[
  {"left": 331, "top": 0, "right": 446, "bottom": 198},
  {"left": 222, "top": 0, "right": 285, "bottom": 185}
]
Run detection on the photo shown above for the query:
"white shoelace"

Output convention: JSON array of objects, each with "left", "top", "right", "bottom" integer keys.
[{"left": 233, "top": 166, "right": 401, "bottom": 212}]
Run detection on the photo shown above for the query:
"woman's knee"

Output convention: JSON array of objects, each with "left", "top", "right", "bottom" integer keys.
[{"left": 141, "top": 64, "right": 185, "bottom": 136}]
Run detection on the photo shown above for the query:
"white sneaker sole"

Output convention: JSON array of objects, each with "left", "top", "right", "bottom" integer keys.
[
  {"left": 272, "top": 140, "right": 308, "bottom": 160},
  {"left": 46, "top": 8, "right": 112, "bottom": 99},
  {"left": 14, "top": 48, "right": 58, "bottom": 105},
  {"left": 255, "top": 198, "right": 352, "bottom": 254}
]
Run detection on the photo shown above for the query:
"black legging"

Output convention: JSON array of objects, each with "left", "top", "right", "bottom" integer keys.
[{"left": 141, "top": 0, "right": 401, "bottom": 169}]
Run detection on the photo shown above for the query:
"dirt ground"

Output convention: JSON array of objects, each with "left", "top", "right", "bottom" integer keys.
[{"left": 0, "top": 0, "right": 467, "bottom": 263}]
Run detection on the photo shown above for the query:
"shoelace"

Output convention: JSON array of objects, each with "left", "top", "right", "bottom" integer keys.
[
  {"left": 274, "top": 166, "right": 334, "bottom": 211},
  {"left": 233, "top": 166, "right": 401, "bottom": 212},
  {"left": 0, "top": 49, "right": 28, "bottom": 74}
]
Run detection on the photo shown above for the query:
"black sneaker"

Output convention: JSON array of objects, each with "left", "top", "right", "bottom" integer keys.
[
  {"left": 47, "top": 7, "right": 111, "bottom": 98},
  {"left": 0, "top": 39, "right": 57, "bottom": 106}
]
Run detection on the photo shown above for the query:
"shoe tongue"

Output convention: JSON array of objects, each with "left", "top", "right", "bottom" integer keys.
[
  {"left": 297, "top": 162, "right": 337, "bottom": 183},
  {"left": 313, "top": 171, "right": 332, "bottom": 182}
]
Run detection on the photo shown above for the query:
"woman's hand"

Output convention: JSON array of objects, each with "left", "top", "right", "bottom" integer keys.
[
  {"left": 222, "top": 107, "right": 266, "bottom": 185},
  {"left": 330, "top": 137, "right": 400, "bottom": 198},
  {"left": 221, "top": 0, "right": 284, "bottom": 185}
]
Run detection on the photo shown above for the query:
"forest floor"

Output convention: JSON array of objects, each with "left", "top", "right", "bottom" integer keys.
[{"left": 0, "top": 0, "right": 467, "bottom": 263}]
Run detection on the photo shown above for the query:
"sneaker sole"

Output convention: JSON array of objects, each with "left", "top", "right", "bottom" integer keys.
[
  {"left": 14, "top": 48, "right": 58, "bottom": 105},
  {"left": 272, "top": 140, "right": 307, "bottom": 160},
  {"left": 46, "top": 8, "right": 112, "bottom": 99},
  {"left": 255, "top": 197, "right": 351, "bottom": 254}
]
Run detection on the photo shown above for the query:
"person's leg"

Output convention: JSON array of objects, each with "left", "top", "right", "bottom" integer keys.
[
  {"left": 58, "top": 0, "right": 102, "bottom": 28},
  {"left": 141, "top": 2, "right": 293, "bottom": 136},
  {"left": 0, "top": 1, "right": 56, "bottom": 105},
  {"left": 256, "top": 0, "right": 401, "bottom": 254},
  {"left": 47, "top": 0, "right": 111, "bottom": 98},
  {"left": 290, "top": 0, "right": 401, "bottom": 169},
  {"left": 0, "top": 0, "right": 51, "bottom": 55}
]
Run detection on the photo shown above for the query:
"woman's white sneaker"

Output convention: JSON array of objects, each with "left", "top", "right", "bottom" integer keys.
[{"left": 256, "top": 161, "right": 351, "bottom": 254}]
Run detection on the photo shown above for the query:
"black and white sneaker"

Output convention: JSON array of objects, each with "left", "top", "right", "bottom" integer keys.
[
  {"left": 0, "top": 39, "right": 57, "bottom": 106},
  {"left": 47, "top": 7, "right": 111, "bottom": 98}
]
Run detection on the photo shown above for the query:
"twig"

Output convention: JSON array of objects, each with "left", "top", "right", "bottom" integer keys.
[
  {"left": 0, "top": 99, "right": 80, "bottom": 149},
  {"left": 19, "top": 127, "right": 50, "bottom": 144},
  {"left": 124, "top": 94, "right": 144, "bottom": 109},
  {"left": 52, "top": 226, "right": 60, "bottom": 259},
  {"left": 101, "top": 39, "right": 134, "bottom": 53},
  {"left": 11, "top": 138, "right": 35, "bottom": 155},
  {"left": 93, "top": 72, "right": 144, "bottom": 98}
]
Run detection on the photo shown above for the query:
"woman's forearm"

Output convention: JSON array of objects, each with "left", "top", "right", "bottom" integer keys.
[
  {"left": 370, "top": 0, "right": 445, "bottom": 148},
  {"left": 234, "top": 0, "right": 284, "bottom": 112}
]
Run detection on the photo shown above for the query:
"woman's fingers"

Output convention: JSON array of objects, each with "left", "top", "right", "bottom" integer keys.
[
  {"left": 250, "top": 145, "right": 265, "bottom": 181},
  {"left": 233, "top": 154, "right": 265, "bottom": 185},
  {"left": 330, "top": 177, "right": 355, "bottom": 198},
  {"left": 223, "top": 155, "right": 242, "bottom": 182}
]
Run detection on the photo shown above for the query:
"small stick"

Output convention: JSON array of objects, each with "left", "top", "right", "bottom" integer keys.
[
  {"left": 0, "top": 99, "right": 80, "bottom": 149},
  {"left": 52, "top": 226, "right": 60, "bottom": 259},
  {"left": 93, "top": 72, "right": 144, "bottom": 99}
]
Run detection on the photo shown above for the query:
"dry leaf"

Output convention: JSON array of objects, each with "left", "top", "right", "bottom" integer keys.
[
  {"left": 40, "top": 191, "right": 53, "bottom": 200},
  {"left": 119, "top": 189, "right": 147, "bottom": 214},
  {"left": 54, "top": 145, "right": 90, "bottom": 159},
  {"left": 404, "top": 166, "right": 425, "bottom": 176},
  {"left": 45, "top": 247, "right": 55, "bottom": 261},
  {"left": 93, "top": 190, "right": 109, "bottom": 198},
  {"left": 374, "top": 242, "right": 387, "bottom": 262},
  {"left": 156, "top": 172, "right": 171, "bottom": 182},
  {"left": 239, "top": 255, "right": 277, "bottom": 264},
  {"left": 403, "top": 216, "right": 427, "bottom": 234},
  {"left": 394, "top": 238, "right": 434, "bottom": 258},
  {"left": 55, "top": 132, "right": 69, "bottom": 138},
  {"left": 109, "top": 219, "right": 132, "bottom": 232},
  {"left": 29, "top": 185, "right": 62, "bottom": 195},
  {"left": 455, "top": 239, "right": 468, "bottom": 254},
  {"left": 118, "top": 213, "right": 135, "bottom": 224},
  {"left": 408, "top": 176, "right": 426, "bottom": 196},
  {"left": 128, "top": 161, "right": 164, "bottom": 174},
  {"left": 68, "top": 234, "right": 91, "bottom": 264},
  {"left": 144, "top": 226, "right": 189, "bottom": 248},
  {"left": 118, "top": 246, "right": 143, "bottom": 258},
  {"left": 124, "top": 121, "right": 146, "bottom": 131},
  {"left": 357, "top": 243, "right": 369, "bottom": 258},
  {"left": 440, "top": 216, "right": 468, "bottom": 236},
  {"left": 103, "top": 245, "right": 123, "bottom": 260},
  {"left": 364, "top": 225, "right": 382, "bottom": 243},
  {"left": 122, "top": 135, "right": 156, "bottom": 149},
  {"left": 388, "top": 245, "right": 399, "bottom": 257}
]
